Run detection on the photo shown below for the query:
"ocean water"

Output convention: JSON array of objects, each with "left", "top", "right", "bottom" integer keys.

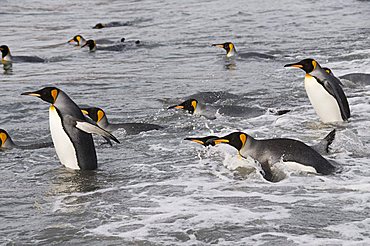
[{"left": 1, "top": 0, "right": 370, "bottom": 245}]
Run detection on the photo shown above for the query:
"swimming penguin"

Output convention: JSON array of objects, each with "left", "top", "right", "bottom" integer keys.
[
  {"left": 21, "top": 87, "right": 120, "bottom": 170},
  {"left": 81, "top": 107, "right": 163, "bottom": 134},
  {"left": 0, "top": 129, "right": 52, "bottom": 150},
  {"left": 81, "top": 39, "right": 127, "bottom": 52},
  {"left": 339, "top": 73, "right": 370, "bottom": 86},
  {"left": 284, "top": 58, "right": 350, "bottom": 123},
  {"left": 186, "top": 131, "right": 336, "bottom": 182},
  {"left": 0, "top": 45, "right": 45, "bottom": 63},
  {"left": 212, "top": 42, "right": 275, "bottom": 59},
  {"left": 186, "top": 129, "right": 336, "bottom": 155},
  {"left": 68, "top": 35, "right": 87, "bottom": 46},
  {"left": 93, "top": 21, "right": 134, "bottom": 29},
  {"left": 168, "top": 99, "right": 289, "bottom": 120},
  {"left": 68, "top": 35, "right": 125, "bottom": 46}
]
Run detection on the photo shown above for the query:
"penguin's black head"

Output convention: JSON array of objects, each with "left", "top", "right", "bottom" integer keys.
[
  {"left": 284, "top": 58, "right": 319, "bottom": 74},
  {"left": 0, "top": 129, "right": 10, "bottom": 147},
  {"left": 21, "top": 87, "right": 60, "bottom": 104},
  {"left": 184, "top": 135, "right": 219, "bottom": 147},
  {"left": 0, "top": 45, "right": 10, "bottom": 57},
  {"left": 81, "top": 107, "right": 106, "bottom": 123},
  {"left": 81, "top": 40, "right": 96, "bottom": 51},
  {"left": 212, "top": 42, "right": 235, "bottom": 54},
  {"left": 322, "top": 67, "right": 334, "bottom": 76},
  {"left": 93, "top": 23, "right": 105, "bottom": 29},
  {"left": 168, "top": 99, "right": 198, "bottom": 114},
  {"left": 68, "top": 35, "right": 84, "bottom": 45},
  {"left": 212, "top": 132, "right": 247, "bottom": 151}
]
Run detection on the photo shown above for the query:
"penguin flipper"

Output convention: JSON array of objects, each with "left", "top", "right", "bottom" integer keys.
[
  {"left": 311, "top": 129, "right": 336, "bottom": 154},
  {"left": 75, "top": 121, "right": 120, "bottom": 144},
  {"left": 321, "top": 78, "right": 351, "bottom": 120}
]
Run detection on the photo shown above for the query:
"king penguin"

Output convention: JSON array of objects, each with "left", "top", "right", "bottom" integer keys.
[
  {"left": 22, "top": 87, "right": 119, "bottom": 170},
  {"left": 186, "top": 131, "right": 336, "bottom": 182},
  {"left": 81, "top": 107, "right": 163, "bottom": 134},
  {"left": 68, "top": 35, "right": 87, "bottom": 46},
  {"left": 0, "top": 45, "right": 44, "bottom": 63},
  {"left": 284, "top": 58, "right": 350, "bottom": 123},
  {"left": 212, "top": 42, "right": 274, "bottom": 59},
  {"left": 0, "top": 129, "right": 52, "bottom": 150}
]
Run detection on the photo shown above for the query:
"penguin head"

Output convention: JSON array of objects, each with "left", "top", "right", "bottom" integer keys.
[
  {"left": 93, "top": 23, "right": 105, "bottom": 29},
  {"left": 212, "top": 132, "right": 248, "bottom": 151},
  {"left": 212, "top": 42, "right": 236, "bottom": 56},
  {"left": 0, "top": 129, "right": 14, "bottom": 148},
  {"left": 21, "top": 87, "right": 60, "bottom": 104},
  {"left": 284, "top": 58, "right": 320, "bottom": 74},
  {"left": 168, "top": 99, "right": 198, "bottom": 114},
  {"left": 184, "top": 136, "right": 219, "bottom": 147},
  {"left": 81, "top": 107, "right": 106, "bottom": 123},
  {"left": 81, "top": 40, "right": 97, "bottom": 52},
  {"left": 68, "top": 35, "right": 85, "bottom": 46},
  {"left": 0, "top": 45, "right": 10, "bottom": 58},
  {"left": 322, "top": 67, "right": 334, "bottom": 76}
]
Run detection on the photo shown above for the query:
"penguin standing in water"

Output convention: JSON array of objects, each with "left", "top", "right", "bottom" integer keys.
[
  {"left": 0, "top": 129, "right": 52, "bottom": 150},
  {"left": 22, "top": 87, "right": 119, "bottom": 170},
  {"left": 186, "top": 131, "right": 336, "bottom": 182},
  {"left": 81, "top": 107, "right": 163, "bottom": 135},
  {"left": 212, "top": 42, "right": 275, "bottom": 59},
  {"left": 284, "top": 58, "right": 350, "bottom": 123}
]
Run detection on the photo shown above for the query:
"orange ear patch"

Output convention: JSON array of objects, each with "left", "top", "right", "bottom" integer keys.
[
  {"left": 51, "top": 89, "right": 58, "bottom": 102},
  {"left": 97, "top": 110, "right": 105, "bottom": 122},
  {"left": 240, "top": 134, "right": 247, "bottom": 146}
]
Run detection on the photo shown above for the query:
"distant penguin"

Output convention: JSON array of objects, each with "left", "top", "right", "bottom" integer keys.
[
  {"left": 81, "top": 107, "right": 163, "bottom": 135},
  {"left": 186, "top": 131, "right": 336, "bottom": 182},
  {"left": 92, "top": 21, "right": 133, "bottom": 29},
  {"left": 22, "top": 87, "right": 119, "bottom": 170},
  {"left": 212, "top": 42, "right": 274, "bottom": 59},
  {"left": 0, "top": 45, "right": 45, "bottom": 63},
  {"left": 81, "top": 39, "right": 127, "bottom": 52},
  {"left": 0, "top": 129, "right": 52, "bottom": 150},
  {"left": 168, "top": 98, "right": 289, "bottom": 120},
  {"left": 284, "top": 58, "right": 350, "bottom": 123},
  {"left": 68, "top": 35, "right": 87, "bottom": 46}
]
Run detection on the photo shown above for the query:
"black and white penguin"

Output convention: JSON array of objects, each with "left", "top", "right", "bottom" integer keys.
[
  {"left": 81, "top": 107, "right": 163, "bottom": 135},
  {"left": 168, "top": 99, "right": 289, "bottom": 120},
  {"left": 212, "top": 42, "right": 274, "bottom": 59},
  {"left": 0, "top": 45, "right": 44, "bottom": 63},
  {"left": 21, "top": 87, "right": 119, "bottom": 170},
  {"left": 0, "top": 129, "right": 52, "bottom": 150},
  {"left": 284, "top": 58, "right": 350, "bottom": 123},
  {"left": 186, "top": 131, "right": 337, "bottom": 182},
  {"left": 81, "top": 39, "right": 129, "bottom": 52}
]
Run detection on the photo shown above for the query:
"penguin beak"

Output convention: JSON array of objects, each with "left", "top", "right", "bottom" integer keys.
[
  {"left": 168, "top": 105, "right": 184, "bottom": 110},
  {"left": 81, "top": 43, "right": 87, "bottom": 48},
  {"left": 213, "top": 139, "right": 230, "bottom": 144},
  {"left": 184, "top": 138, "right": 205, "bottom": 145},
  {"left": 284, "top": 63, "right": 303, "bottom": 69},
  {"left": 21, "top": 91, "right": 41, "bottom": 97},
  {"left": 212, "top": 44, "right": 224, "bottom": 48},
  {"left": 67, "top": 39, "right": 74, "bottom": 43}
]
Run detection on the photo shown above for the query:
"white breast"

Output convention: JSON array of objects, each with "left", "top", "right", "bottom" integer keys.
[
  {"left": 281, "top": 161, "right": 317, "bottom": 174},
  {"left": 49, "top": 106, "right": 80, "bottom": 170},
  {"left": 304, "top": 75, "right": 343, "bottom": 123}
]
